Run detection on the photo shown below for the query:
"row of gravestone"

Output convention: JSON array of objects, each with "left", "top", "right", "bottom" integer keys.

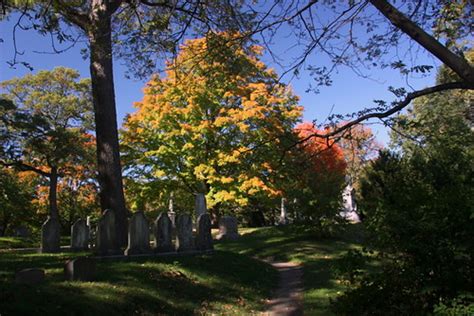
[{"left": 42, "top": 210, "right": 239, "bottom": 255}]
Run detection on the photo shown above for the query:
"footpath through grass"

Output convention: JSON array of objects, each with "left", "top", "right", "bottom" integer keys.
[
  {"left": 216, "top": 224, "right": 371, "bottom": 315},
  {"left": 1, "top": 224, "right": 370, "bottom": 315}
]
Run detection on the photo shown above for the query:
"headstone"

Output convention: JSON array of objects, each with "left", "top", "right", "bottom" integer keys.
[
  {"left": 96, "top": 209, "right": 120, "bottom": 256},
  {"left": 125, "top": 211, "right": 151, "bottom": 255},
  {"left": 175, "top": 214, "right": 194, "bottom": 252},
  {"left": 278, "top": 197, "right": 289, "bottom": 225},
  {"left": 71, "top": 219, "right": 89, "bottom": 251},
  {"left": 153, "top": 212, "right": 174, "bottom": 252},
  {"left": 64, "top": 257, "right": 96, "bottom": 281},
  {"left": 14, "top": 225, "right": 30, "bottom": 237},
  {"left": 196, "top": 213, "right": 213, "bottom": 251},
  {"left": 194, "top": 193, "right": 207, "bottom": 218},
  {"left": 216, "top": 215, "right": 239, "bottom": 241},
  {"left": 15, "top": 268, "right": 45, "bottom": 284},
  {"left": 41, "top": 217, "right": 60, "bottom": 253}
]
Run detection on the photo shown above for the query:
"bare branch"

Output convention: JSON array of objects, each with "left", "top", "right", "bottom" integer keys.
[{"left": 296, "top": 81, "right": 473, "bottom": 144}]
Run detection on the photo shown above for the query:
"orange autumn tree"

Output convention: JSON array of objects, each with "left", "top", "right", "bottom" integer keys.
[
  {"left": 122, "top": 32, "right": 302, "bottom": 216},
  {"left": 285, "top": 122, "right": 347, "bottom": 223}
]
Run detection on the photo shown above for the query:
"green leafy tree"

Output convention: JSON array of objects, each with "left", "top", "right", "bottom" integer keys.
[
  {"left": 0, "top": 67, "right": 94, "bottom": 223},
  {"left": 122, "top": 33, "right": 302, "bottom": 218},
  {"left": 333, "top": 64, "right": 474, "bottom": 314},
  {"left": 0, "top": 167, "right": 36, "bottom": 236}
]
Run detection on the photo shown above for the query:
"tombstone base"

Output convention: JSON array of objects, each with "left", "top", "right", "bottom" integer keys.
[
  {"left": 124, "top": 247, "right": 152, "bottom": 256},
  {"left": 64, "top": 257, "right": 96, "bottom": 281}
]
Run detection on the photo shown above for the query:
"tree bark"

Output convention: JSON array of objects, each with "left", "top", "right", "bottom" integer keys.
[
  {"left": 89, "top": 5, "right": 128, "bottom": 247},
  {"left": 49, "top": 166, "right": 59, "bottom": 221}
]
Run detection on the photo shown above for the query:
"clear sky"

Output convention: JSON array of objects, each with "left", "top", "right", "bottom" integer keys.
[{"left": 0, "top": 12, "right": 440, "bottom": 145}]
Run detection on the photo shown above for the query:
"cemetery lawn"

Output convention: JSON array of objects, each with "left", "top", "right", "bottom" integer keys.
[
  {"left": 0, "top": 236, "right": 70, "bottom": 249},
  {"left": 216, "top": 224, "right": 375, "bottom": 315},
  {"left": 0, "top": 225, "right": 372, "bottom": 315},
  {"left": 0, "top": 250, "right": 276, "bottom": 315}
]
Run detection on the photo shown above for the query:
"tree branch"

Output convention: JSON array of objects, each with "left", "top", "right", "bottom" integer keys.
[
  {"left": 297, "top": 81, "right": 473, "bottom": 144},
  {"left": 369, "top": 0, "right": 474, "bottom": 86},
  {"left": 0, "top": 160, "right": 51, "bottom": 177}
]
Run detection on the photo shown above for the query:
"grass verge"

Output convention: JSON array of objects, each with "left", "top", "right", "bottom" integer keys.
[{"left": 0, "top": 250, "right": 276, "bottom": 315}]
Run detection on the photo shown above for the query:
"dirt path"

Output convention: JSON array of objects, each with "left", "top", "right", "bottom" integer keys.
[{"left": 264, "top": 262, "right": 303, "bottom": 316}]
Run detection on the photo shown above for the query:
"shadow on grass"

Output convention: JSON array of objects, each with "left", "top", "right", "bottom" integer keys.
[
  {"left": 0, "top": 250, "right": 276, "bottom": 315},
  {"left": 217, "top": 224, "right": 373, "bottom": 315}
]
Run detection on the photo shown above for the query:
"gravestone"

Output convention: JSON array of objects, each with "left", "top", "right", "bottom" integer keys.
[
  {"left": 196, "top": 213, "right": 213, "bottom": 251},
  {"left": 14, "top": 225, "right": 31, "bottom": 237},
  {"left": 216, "top": 215, "right": 239, "bottom": 241},
  {"left": 96, "top": 209, "right": 120, "bottom": 256},
  {"left": 41, "top": 217, "right": 60, "bottom": 253},
  {"left": 64, "top": 257, "right": 96, "bottom": 281},
  {"left": 175, "top": 214, "right": 194, "bottom": 252},
  {"left": 278, "top": 197, "right": 289, "bottom": 225},
  {"left": 71, "top": 219, "right": 89, "bottom": 251},
  {"left": 153, "top": 212, "right": 174, "bottom": 252},
  {"left": 168, "top": 194, "right": 176, "bottom": 227},
  {"left": 15, "top": 268, "right": 45, "bottom": 284},
  {"left": 194, "top": 193, "right": 207, "bottom": 218},
  {"left": 125, "top": 211, "right": 151, "bottom": 255}
]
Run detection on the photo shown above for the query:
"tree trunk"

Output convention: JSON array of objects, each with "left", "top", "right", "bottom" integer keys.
[
  {"left": 49, "top": 166, "right": 60, "bottom": 221},
  {"left": 89, "top": 8, "right": 128, "bottom": 247}
]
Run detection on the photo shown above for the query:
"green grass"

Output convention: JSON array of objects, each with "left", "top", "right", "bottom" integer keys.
[
  {"left": 1, "top": 224, "right": 374, "bottom": 315},
  {"left": 0, "top": 236, "right": 70, "bottom": 250},
  {"left": 0, "top": 250, "right": 276, "bottom": 315},
  {"left": 216, "top": 224, "right": 376, "bottom": 315}
]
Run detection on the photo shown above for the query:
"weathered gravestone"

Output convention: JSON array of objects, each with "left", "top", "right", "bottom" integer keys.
[
  {"left": 216, "top": 215, "right": 239, "bottom": 241},
  {"left": 15, "top": 268, "right": 45, "bottom": 284},
  {"left": 196, "top": 213, "right": 213, "bottom": 251},
  {"left": 153, "top": 212, "right": 174, "bottom": 252},
  {"left": 71, "top": 219, "right": 89, "bottom": 251},
  {"left": 125, "top": 211, "right": 151, "bottom": 255},
  {"left": 96, "top": 209, "right": 120, "bottom": 256},
  {"left": 41, "top": 217, "right": 60, "bottom": 253},
  {"left": 194, "top": 193, "right": 207, "bottom": 218},
  {"left": 175, "top": 214, "right": 194, "bottom": 252},
  {"left": 14, "top": 225, "right": 31, "bottom": 237},
  {"left": 64, "top": 257, "right": 96, "bottom": 281}
]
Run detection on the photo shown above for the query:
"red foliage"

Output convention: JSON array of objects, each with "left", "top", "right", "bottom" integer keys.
[{"left": 294, "top": 122, "right": 347, "bottom": 175}]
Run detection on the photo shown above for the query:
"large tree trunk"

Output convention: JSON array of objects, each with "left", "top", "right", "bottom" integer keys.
[
  {"left": 89, "top": 7, "right": 128, "bottom": 247},
  {"left": 49, "top": 166, "right": 59, "bottom": 221}
]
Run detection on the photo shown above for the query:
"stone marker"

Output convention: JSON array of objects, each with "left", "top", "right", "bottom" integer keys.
[
  {"left": 194, "top": 193, "right": 207, "bottom": 218},
  {"left": 64, "top": 257, "right": 96, "bottom": 281},
  {"left": 71, "top": 219, "right": 89, "bottom": 251},
  {"left": 168, "top": 193, "right": 176, "bottom": 227},
  {"left": 175, "top": 214, "right": 194, "bottom": 252},
  {"left": 41, "top": 217, "right": 60, "bottom": 253},
  {"left": 196, "top": 213, "right": 213, "bottom": 251},
  {"left": 15, "top": 268, "right": 45, "bottom": 284},
  {"left": 125, "top": 211, "right": 151, "bottom": 255},
  {"left": 96, "top": 209, "right": 120, "bottom": 256},
  {"left": 216, "top": 215, "right": 239, "bottom": 241},
  {"left": 14, "top": 225, "right": 31, "bottom": 237},
  {"left": 153, "top": 212, "right": 174, "bottom": 252},
  {"left": 278, "top": 197, "right": 289, "bottom": 225}
]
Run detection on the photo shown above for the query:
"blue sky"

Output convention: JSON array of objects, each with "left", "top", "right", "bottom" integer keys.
[{"left": 0, "top": 13, "right": 440, "bottom": 145}]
